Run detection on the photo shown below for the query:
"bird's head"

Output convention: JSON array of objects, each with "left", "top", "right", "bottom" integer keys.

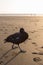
[{"left": 20, "top": 28, "right": 24, "bottom": 33}]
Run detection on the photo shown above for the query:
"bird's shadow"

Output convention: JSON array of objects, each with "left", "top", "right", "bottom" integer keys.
[
  {"left": 0, "top": 47, "right": 25, "bottom": 65},
  {"left": 4, "top": 51, "right": 21, "bottom": 65},
  {"left": 0, "top": 47, "right": 17, "bottom": 59}
]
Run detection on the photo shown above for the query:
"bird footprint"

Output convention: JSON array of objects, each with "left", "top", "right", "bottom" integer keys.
[{"left": 33, "top": 57, "right": 42, "bottom": 62}]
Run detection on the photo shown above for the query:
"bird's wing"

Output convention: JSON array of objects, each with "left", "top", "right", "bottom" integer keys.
[{"left": 16, "top": 37, "right": 20, "bottom": 40}]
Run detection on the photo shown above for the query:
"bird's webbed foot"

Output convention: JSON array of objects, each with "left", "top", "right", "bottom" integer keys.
[{"left": 20, "top": 50, "right": 26, "bottom": 53}]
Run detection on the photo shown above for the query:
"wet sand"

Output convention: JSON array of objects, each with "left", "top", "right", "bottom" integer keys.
[{"left": 0, "top": 16, "right": 43, "bottom": 65}]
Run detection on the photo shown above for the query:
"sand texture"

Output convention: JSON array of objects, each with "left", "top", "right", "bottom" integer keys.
[{"left": 0, "top": 16, "right": 43, "bottom": 65}]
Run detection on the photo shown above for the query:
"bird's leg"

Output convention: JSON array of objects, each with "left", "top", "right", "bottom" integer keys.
[
  {"left": 12, "top": 43, "right": 18, "bottom": 49},
  {"left": 18, "top": 45, "right": 22, "bottom": 51},
  {"left": 12, "top": 44, "right": 14, "bottom": 49},
  {"left": 18, "top": 45, "right": 26, "bottom": 53}
]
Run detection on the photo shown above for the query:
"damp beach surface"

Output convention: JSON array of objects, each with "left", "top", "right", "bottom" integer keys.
[{"left": 0, "top": 16, "right": 43, "bottom": 65}]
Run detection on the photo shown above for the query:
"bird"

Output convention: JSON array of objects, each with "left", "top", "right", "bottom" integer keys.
[{"left": 4, "top": 28, "right": 29, "bottom": 52}]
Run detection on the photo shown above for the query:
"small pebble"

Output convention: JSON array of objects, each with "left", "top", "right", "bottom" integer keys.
[
  {"left": 31, "top": 31, "right": 35, "bottom": 33},
  {"left": 28, "top": 38, "right": 31, "bottom": 40},
  {"left": 15, "top": 27, "right": 17, "bottom": 29},
  {"left": 41, "top": 46, "right": 43, "bottom": 48},
  {"left": 0, "top": 61, "right": 3, "bottom": 64},
  {"left": 32, "top": 52, "right": 38, "bottom": 54},
  {"left": 5, "top": 29, "right": 8, "bottom": 31},
  {"left": 32, "top": 42, "right": 36, "bottom": 44},
  {"left": 38, "top": 52, "right": 43, "bottom": 55}
]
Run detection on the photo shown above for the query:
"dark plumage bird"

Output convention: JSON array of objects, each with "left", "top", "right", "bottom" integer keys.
[{"left": 4, "top": 28, "right": 28, "bottom": 52}]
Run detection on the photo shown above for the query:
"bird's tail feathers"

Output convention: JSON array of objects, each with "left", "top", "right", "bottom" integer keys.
[{"left": 4, "top": 39, "right": 7, "bottom": 43}]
